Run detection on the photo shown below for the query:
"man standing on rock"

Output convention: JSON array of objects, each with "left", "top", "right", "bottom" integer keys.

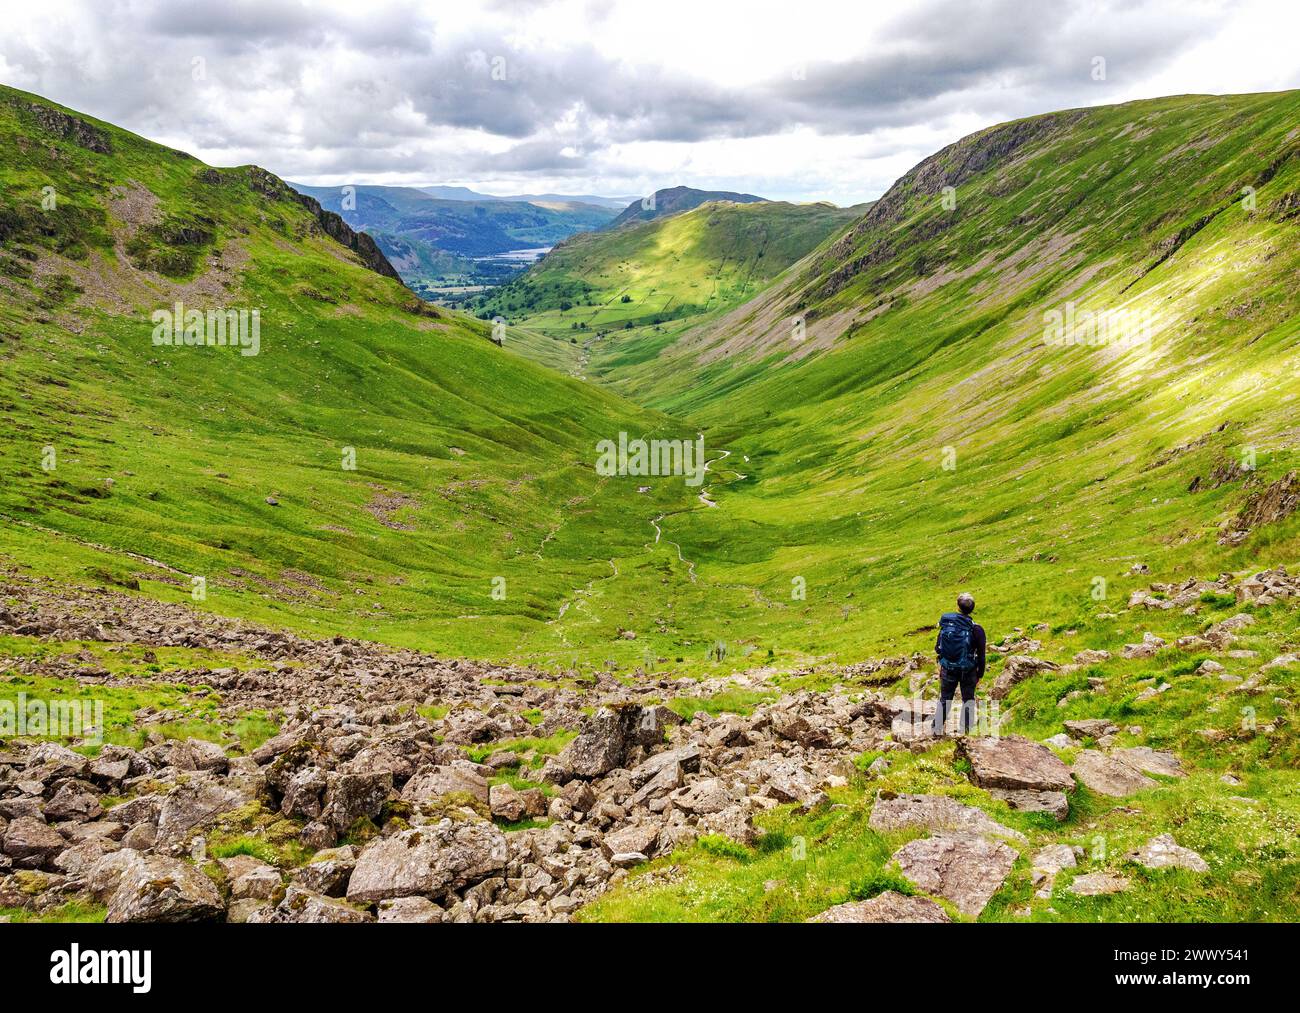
[{"left": 932, "top": 592, "right": 986, "bottom": 735}]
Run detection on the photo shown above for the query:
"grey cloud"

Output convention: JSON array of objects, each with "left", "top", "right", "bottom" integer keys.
[{"left": 0, "top": 0, "right": 1260, "bottom": 201}]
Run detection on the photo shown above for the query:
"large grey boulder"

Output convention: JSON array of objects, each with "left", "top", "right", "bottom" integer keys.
[
  {"left": 869, "top": 793, "right": 1025, "bottom": 843},
  {"left": 892, "top": 832, "right": 1017, "bottom": 917},
  {"left": 401, "top": 763, "right": 490, "bottom": 806},
  {"left": 1111, "top": 747, "right": 1185, "bottom": 778},
  {"left": 1071, "top": 750, "right": 1156, "bottom": 797},
  {"left": 2, "top": 816, "right": 66, "bottom": 869},
  {"left": 991, "top": 656, "right": 1060, "bottom": 700},
  {"left": 105, "top": 854, "right": 224, "bottom": 923},
  {"left": 558, "top": 706, "right": 645, "bottom": 779},
  {"left": 346, "top": 819, "right": 506, "bottom": 904},
  {"left": 154, "top": 782, "right": 245, "bottom": 847},
  {"left": 956, "top": 736, "right": 1074, "bottom": 793}
]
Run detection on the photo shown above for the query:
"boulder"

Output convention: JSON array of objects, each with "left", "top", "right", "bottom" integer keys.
[
  {"left": 219, "top": 855, "right": 282, "bottom": 901},
  {"left": 155, "top": 782, "right": 245, "bottom": 847},
  {"left": 772, "top": 713, "right": 831, "bottom": 749},
  {"left": 292, "top": 846, "right": 356, "bottom": 897},
  {"left": 892, "top": 832, "right": 1017, "bottom": 917},
  {"left": 323, "top": 770, "right": 392, "bottom": 833},
  {"left": 673, "top": 778, "right": 734, "bottom": 816},
  {"left": 106, "top": 854, "right": 224, "bottom": 923},
  {"left": 558, "top": 706, "right": 641, "bottom": 778},
  {"left": 809, "top": 891, "right": 950, "bottom": 923},
  {"left": 559, "top": 780, "right": 597, "bottom": 813},
  {"left": 378, "top": 896, "right": 444, "bottom": 923},
  {"left": 1071, "top": 750, "right": 1156, "bottom": 797},
  {"left": 1121, "top": 633, "right": 1166, "bottom": 660},
  {"left": 2, "top": 817, "right": 66, "bottom": 869},
  {"left": 401, "top": 764, "right": 490, "bottom": 807},
  {"left": 1063, "top": 719, "right": 1117, "bottom": 741},
  {"left": 868, "top": 793, "right": 1025, "bottom": 842},
  {"left": 991, "top": 655, "right": 1060, "bottom": 700},
  {"left": 600, "top": 823, "right": 660, "bottom": 861},
  {"left": 346, "top": 820, "right": 507, "bottom": 904},
  {"left": 1073, "top": 649, "right": 1111, "bottom": 665},
  {"left": 489, "top": 783, "right": 547, "bottom": 823},
  {"left": 626, "top": 761, "right": 683, "bottom": 808},
  {"left": 42, "top": 782, "right": 104, "bottom": 823},
  {"left": 697, "top": 803, "right": 759, "bottom": 847},
  {"left": 955, "top": 736, "right": 1074, "bottom": 793},
  {"left": 1111, "top": 746, "right": 1185, "bottom": 779},
  {"left": 86, "top": 849, "right": 144, "bottom": 902},
  {"left": 255, "top": 885, "right": 372, "bottom": 923}
]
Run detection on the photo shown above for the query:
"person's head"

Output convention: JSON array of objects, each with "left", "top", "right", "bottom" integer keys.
[{"left": 957, "top": 592, "right": 975, "bottom": 615}]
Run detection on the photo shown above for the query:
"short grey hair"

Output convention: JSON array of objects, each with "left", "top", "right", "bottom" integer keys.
[{"left": 957, "top": 592, "right": 975, "bottom": 615}]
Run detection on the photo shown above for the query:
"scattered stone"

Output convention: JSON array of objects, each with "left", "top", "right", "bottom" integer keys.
[
  {"left": 1031, "top": 844, "right": 1078, "bottom": 898},
  {"left": 1067, "top": 871, "right": 1130, "bottom": 896},
  {"left": 1064, "top": 719, "right": 1118, "bottom": 741},
  {"left": 1127, "top": 834, "right": 1209, "bottom": 873},
  {"left": 988, "top": 788, "right": 1070, "bottom": 821},
  {"left": 1121, "top": 633, "right": 1166, "bottom": 659}
]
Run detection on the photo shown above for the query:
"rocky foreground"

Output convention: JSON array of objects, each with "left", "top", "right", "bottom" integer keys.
[{"left": 0, "top": 565, "right": 1296, "bottom": 922}]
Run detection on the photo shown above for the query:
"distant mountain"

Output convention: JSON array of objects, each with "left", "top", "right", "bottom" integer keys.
[
  {"left": 288, "top": 182, "right": 621, "bottom": 297},
  {"left": 605, "top": 185, "right": 767, "bottom": 229},
  {"left": 419, "top": 185, "right": 634, "bottom": 209}
]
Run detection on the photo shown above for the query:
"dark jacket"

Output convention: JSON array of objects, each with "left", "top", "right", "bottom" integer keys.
[{"left": 936, "top": 618, "right": 986, "bottom": 679}]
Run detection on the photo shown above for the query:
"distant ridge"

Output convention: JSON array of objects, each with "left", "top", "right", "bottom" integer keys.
[{"left": 606, "top": 185, "right": 766, "bottom": 229}]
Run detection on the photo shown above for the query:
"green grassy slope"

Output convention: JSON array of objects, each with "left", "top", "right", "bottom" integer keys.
[
  {"left": 0, "top": 84, "right": 715, "bottom": 668},
  {"left": 476, "top": 199, "right": 864, "bottom": 381},
  {"left": 3, "top": 86, "right": 1300, "bottom": 687}
]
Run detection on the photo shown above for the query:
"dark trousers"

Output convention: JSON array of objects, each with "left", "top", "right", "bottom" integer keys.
[{"left": 933, "top": 666, "right": 979, "bottom": 734}]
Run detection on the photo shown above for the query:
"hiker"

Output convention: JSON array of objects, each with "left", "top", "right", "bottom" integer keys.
[{"left": 932, "top": 592, "right": 986, "bottom": 735}]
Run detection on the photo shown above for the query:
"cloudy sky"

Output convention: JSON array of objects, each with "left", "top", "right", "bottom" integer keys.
[{"left": 2, "top": 0, "right": 1298, "bottom": 204}]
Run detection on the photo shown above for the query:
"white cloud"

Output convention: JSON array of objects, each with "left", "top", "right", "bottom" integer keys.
[{"left": 0, "top": 0, "right": 1295, "bottom": 202}]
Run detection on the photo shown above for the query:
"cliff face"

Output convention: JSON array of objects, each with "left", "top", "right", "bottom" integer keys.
[{"left": 244, "top": 166, "right": 404, "bottom": 282}]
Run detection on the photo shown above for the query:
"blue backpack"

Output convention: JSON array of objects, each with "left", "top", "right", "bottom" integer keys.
[{"left": 937, "top": 612, "right": 975, "bottom": 671}]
